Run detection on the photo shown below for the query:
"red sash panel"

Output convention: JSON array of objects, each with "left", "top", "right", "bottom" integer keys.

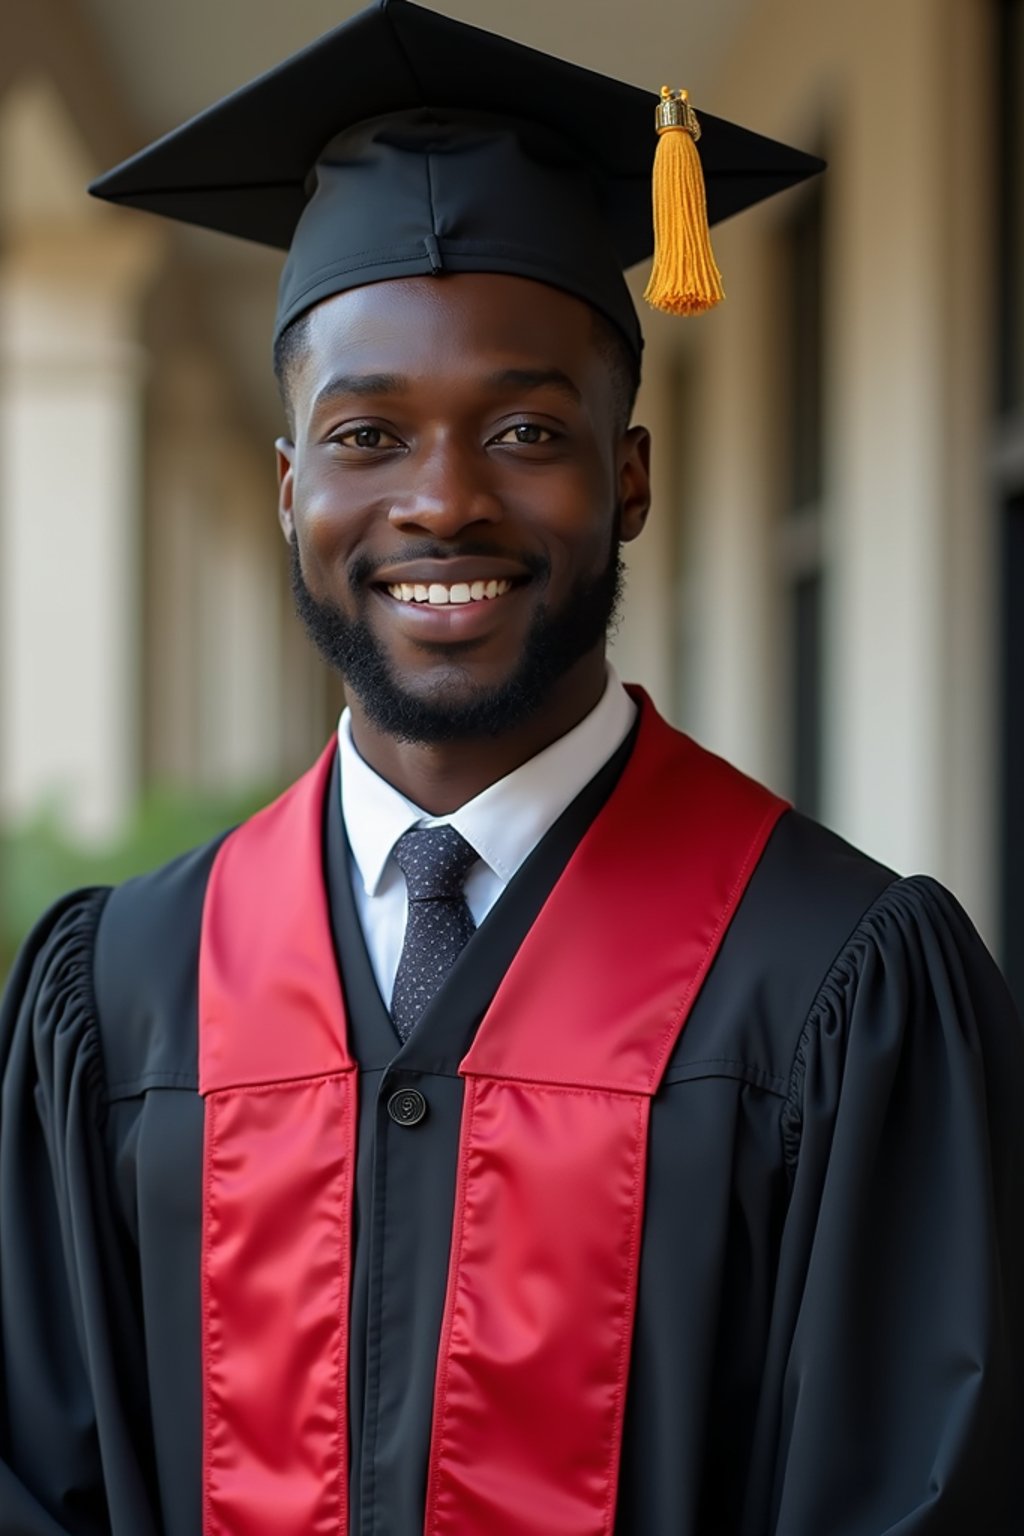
[
  {"left": 425, "top": 697, "right": 786, "bottom": 1535},
  {"left": 203, "top": 1078, "right": 354, "bottom": 1535},
  {"left": 425, "top": 1079, "right": 649, "bottom": 1536},
  {"left": 199, "top": 743, "right": 356, "bottom": 1536}
]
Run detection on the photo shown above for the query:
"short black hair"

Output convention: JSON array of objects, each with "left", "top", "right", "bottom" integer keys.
[
  {"left": 273, "top": 309, "right": 313, "bottom": 436},
  {"left": 272, "top": 299, "right": 641, "bottom": 437},
  {"left": 588, "top": 308, "right": 641, "bottom": 437}
]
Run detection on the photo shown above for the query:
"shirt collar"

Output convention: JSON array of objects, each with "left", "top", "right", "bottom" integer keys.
[
  {"left": 338, "top": 667, "right": 637, "bottom": 898},
  {"left": 338, "top": 718, "right": 428, "bottom": 898}
]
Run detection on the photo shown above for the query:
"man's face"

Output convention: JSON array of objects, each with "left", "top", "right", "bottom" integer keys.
[{"left": 277, "top": 273, "right": 651, "bottom": 742}]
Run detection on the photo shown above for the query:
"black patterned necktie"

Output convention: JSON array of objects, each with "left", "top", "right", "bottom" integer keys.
[{"left": 390, "top": 825, "right": 480, "bottom": 1041}]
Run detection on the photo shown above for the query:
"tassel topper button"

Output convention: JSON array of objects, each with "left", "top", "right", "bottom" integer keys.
[{"left": 655, "top": 86, "right": 702, "bottom": 139}]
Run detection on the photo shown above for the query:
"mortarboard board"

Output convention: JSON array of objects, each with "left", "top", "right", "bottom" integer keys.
[{"left": 88, "top": 0, "right": 824, "bottom": 358}]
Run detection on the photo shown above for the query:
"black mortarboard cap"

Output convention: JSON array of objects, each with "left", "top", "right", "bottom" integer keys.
[{"left": 89, "top": 0, "right": 824, "bottom": 358}]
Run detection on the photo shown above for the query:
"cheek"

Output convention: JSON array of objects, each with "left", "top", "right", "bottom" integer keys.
[
  {"left": 509, "top": 453, "right": 608, "bottom": 520},
  {"left": 533, "top": 475, "right": 616, "bottom": 568},
  {"left": 291, "top": 461, "right": 379, "bottom": 567}
]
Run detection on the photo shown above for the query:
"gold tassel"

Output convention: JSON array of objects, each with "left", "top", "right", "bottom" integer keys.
[{"left": 643, "top": 87, "right": 725, "bottom": 317}]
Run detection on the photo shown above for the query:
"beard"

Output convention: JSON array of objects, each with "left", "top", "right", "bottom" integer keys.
[{"left": 288, "top": 523, "right": 625, "bottom": 745}]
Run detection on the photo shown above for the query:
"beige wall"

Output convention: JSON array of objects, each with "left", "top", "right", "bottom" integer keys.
[
  {"left": 0, "top": 79, "right": 159, "bottom": 839},
  {"left": 678, "top": 0, "right": 998, "bottom": 938}
]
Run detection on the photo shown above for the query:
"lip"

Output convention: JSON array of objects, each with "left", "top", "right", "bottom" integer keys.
[{"left": 372, "top": 555, "right": 532, "bottom": 587}]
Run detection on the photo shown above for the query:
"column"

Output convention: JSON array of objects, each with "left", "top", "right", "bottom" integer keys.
[{"left": 0, "top": 217, "right": 160, "bottom": 839}]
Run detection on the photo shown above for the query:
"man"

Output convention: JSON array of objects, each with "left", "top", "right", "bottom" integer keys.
[{"left": 1, "top": 3, "right": 1021, "bottom": 1533}]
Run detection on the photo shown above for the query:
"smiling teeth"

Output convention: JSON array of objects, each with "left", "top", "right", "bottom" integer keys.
[{"left": 387, "top": 578, "right": 513, "bottom": 605}]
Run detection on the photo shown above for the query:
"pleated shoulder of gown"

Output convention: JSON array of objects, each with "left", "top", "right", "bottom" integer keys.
[
  {"left": 1, "top": 887, "right": 112, "bottom": 1120},
  {"left": 782, "top": 871, "right": 1023, "bottom": 1172},
  {"left": 90, "top": 834, "right": 229, "bottom": 1098},
  {"left": 1, "top": 825, "right": 228, "bottom": 1114}
]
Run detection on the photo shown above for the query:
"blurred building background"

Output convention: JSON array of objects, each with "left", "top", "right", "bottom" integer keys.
[{"left": 0, "top": 0, "right": 1021, "bottom": 1003}]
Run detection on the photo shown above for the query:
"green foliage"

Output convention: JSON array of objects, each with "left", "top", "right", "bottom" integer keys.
[{"left": 0, "top": 784, "right": 278, "bottom": 984}]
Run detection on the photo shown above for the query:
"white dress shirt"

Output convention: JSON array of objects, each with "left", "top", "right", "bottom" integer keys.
[{"left": 338, "top": 668, "right": 637, "bottom": 1006}]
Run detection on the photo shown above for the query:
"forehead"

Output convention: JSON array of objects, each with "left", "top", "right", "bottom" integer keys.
[{"left": 299, "top": 272, "right": 600, "bottom": 381}]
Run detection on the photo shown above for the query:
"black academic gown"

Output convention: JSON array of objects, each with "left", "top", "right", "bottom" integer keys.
[{"left": 1, "top": 735, "right": 1022, "bottom": 1536}]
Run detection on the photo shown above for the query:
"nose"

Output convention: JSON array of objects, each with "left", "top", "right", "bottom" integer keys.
[{"left": 387, "top": 436, "right": 502, "bottom": 539}]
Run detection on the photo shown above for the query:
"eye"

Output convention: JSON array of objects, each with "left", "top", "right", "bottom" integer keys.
[
  {"left": 333, "top": 424, "right": 402, "bottom": 450},
  {"left": 492, "top": 422, "right": 558, "bottom": 446}
]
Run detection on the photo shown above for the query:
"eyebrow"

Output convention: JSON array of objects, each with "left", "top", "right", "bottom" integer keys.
[
  {"left": 312, "top": 372, "right": 408, "bottom": 412},
  {"left": 484, "top": 368, "right": 582, "bottom": 405}
]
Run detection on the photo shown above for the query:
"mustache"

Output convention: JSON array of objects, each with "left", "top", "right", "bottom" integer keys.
[{"left": 347, "top": 541, "right": 549, "bottom": 593}]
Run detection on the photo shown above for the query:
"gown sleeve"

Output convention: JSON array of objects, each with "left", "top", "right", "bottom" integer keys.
[
  {"left": 0, "top": 892, "right": 161, "bottom": 1535},
  {"left": 746, "top": 874, "right": 1024, "bottom": 1535}
]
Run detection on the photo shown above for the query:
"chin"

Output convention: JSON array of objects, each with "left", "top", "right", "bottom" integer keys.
[{"left": 290, "top": 532, "right": 624, "bottom": 745}]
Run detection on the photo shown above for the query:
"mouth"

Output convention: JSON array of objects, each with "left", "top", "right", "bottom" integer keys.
[
  {"left": 371, "top": 554, "right": 537, "bottom": 616},
  {"left": 369, "top": 557, "right": 536, "bottom": 644},
  {"left": 383, "top": 577, "right": 514, "bottom": 606}
]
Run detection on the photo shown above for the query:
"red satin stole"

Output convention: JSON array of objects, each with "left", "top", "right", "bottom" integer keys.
[{"left": 198, "top": 695, "right": 786, "bottom": 1535}]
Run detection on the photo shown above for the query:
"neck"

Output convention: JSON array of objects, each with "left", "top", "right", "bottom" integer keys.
[{"left": 348, "top": 656, "right": 607, "bottom": 815}]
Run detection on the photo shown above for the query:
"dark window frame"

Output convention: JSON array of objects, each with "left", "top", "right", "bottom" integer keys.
[
  {"left": 779, "top": 169, "right": 828, "bottom": 819},
  {"left": 995, "top": 0, "right": 1024, "bottom": 1000}
]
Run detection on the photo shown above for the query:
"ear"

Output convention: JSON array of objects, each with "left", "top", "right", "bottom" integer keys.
[
  {"left": 276, "top": 438, "right": 296, "bottom": 542},
  {"left": 616, "top": 425, "right": 652, "bottom": 543}
]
